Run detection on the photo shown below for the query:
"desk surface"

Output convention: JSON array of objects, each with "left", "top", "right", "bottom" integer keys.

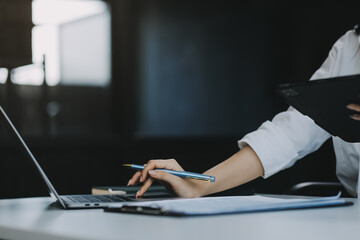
[{"left": 0, "top": 196, "right": 358, "bottom": 240}]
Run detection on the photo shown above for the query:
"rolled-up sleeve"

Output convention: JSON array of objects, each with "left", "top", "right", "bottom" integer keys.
[
  {"left": 238, "top": 107, "right": 331, "bottom": 178},
  {"left": 238, "top": 30, "right": 351, "bottom": 178}
]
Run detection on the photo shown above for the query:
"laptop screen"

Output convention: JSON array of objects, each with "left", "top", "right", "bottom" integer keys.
[{"left": 0, "top": 106, "right": 66, "bottom": 208}]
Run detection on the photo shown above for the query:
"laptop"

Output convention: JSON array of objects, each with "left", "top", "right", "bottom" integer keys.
[
  {"left": 277, "top": 74, "right": 360, "bottom": 142},
  {"left": 0, "top": 106, "right": 137, "bottom": 209}
]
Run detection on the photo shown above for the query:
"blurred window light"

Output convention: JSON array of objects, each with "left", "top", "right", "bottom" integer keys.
[
  {"left": 11, "top": 64, "right": 44, "bottom": 86},
  {"left": 0, "top": 68, "right": 8, "bottom": 84},
  {"left": 32, "top": 0, "right": 111, "bottom": 86},
  {"left": 32, "top": 0, "right": 107, "bottom": 25},
  {"left": 32, "top": 26, "right": 59, "bottom": 86}
]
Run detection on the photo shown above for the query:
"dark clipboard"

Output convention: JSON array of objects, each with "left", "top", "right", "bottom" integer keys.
[{"left": 277, "top": 74, "right": 360, "bottom": 142}]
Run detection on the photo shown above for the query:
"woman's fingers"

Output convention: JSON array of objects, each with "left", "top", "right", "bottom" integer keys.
[
  {"left": 140, "top": 159, "right": 183, "bottom": 184},
  {"left": 347, "top": 104, "right": 360, "bottom": 112},
  {"left": 128, "top": 171, "right": 142, "bottom": 186},
  {"left": 127, "top": 159, "right": 200, "bottom": 198},
  {"left": 127, "top": 159, "right": 183, "bottom": 189},
  {"left": 149, "top": 170, "right": 199, "bottom": 198},
  {"left": 347, "top": 104, "right": 360, "bottom": 121},
  {"left": 148, "top": 170, "right": 182, "bottom": 187},
  {"left": 350, "top": 114, "right": 360, "bottom": 121},
  {"left": 136, "top": 177, "right": 154, "bottom": 198}
]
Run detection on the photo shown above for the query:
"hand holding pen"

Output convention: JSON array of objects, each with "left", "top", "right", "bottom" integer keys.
[
  {"left": 124, "top": 164, "right": 215, "bottom": 182},
  {"left": 126, "top": 159, "right": 214, "bottom": 198}
]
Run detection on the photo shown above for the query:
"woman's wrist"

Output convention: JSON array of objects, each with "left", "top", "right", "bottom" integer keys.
[
  {"left": 182, "top": 179, "right": 209, "bottom": 198},
  {"left": 192, "top": 178, "right": 215, "bottom": 197}
]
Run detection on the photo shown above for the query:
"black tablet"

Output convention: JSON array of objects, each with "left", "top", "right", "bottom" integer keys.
[{"left": 277, "top": 74, "right": 360, "bottom": 142}]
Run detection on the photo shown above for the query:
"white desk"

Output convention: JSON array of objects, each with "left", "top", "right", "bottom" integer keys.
[{"left": 0, "top": 196, "right": 358, "bottom": 240}]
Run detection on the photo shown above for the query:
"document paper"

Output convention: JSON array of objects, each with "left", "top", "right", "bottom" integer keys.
[{"left": 109, "top": 193, "right": 348, "bottom": 216}]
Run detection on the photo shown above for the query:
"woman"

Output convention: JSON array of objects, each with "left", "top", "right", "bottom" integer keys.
[{"left": 129, "top": 25, "right": 360, "bottom": 198}]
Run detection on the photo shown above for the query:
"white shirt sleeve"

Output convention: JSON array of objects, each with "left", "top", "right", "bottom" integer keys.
[{"left": 238, "top": 31, "right": 350, "bottom": 178}]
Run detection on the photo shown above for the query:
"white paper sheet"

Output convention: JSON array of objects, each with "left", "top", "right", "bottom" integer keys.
[{"left": 108, "top": 193, "right": 347, "bottom": 216}]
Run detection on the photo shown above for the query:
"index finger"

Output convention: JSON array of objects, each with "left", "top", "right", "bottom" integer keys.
[{"left": 140, "top": 159, "right": 183, "bottom": 183}]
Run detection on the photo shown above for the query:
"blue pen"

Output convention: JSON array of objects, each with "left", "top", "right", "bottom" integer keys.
[{"left": 123, "top": 164, "right": 215, "bottom": 182}]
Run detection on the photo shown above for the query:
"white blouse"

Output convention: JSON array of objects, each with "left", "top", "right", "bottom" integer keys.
[{"left": 238, "top": 29, "right": 360, "bottom": 197}]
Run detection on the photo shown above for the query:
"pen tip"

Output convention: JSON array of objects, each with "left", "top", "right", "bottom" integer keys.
[{"left": 122, "top": 164, "right": 132, "bottom": 167}]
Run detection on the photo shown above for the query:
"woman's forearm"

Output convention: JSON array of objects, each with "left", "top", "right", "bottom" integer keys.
[{"left": 196, "top": 146, "right": 264, "bottom": 197}]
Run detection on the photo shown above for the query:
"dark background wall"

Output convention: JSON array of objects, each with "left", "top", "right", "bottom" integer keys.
[{"left": 0, "top": 0, "right": 358, "bottom": 199}]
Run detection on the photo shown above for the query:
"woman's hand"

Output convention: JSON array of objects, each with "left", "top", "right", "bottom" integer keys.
[
  {"left": 127, "top": 159, "right": 201, "bottom": 198},
  {"left": 347, "top": 104, "right": 360, "bottom": 120}
]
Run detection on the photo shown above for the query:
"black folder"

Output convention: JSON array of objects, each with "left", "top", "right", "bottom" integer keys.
[{"left": 277, "top": 74, "right": 360, "bottom": 142}]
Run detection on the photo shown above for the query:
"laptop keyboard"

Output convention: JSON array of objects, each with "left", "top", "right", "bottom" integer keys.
[{"left": 61, "top": 195, "right": 131, "bottom": 203}]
